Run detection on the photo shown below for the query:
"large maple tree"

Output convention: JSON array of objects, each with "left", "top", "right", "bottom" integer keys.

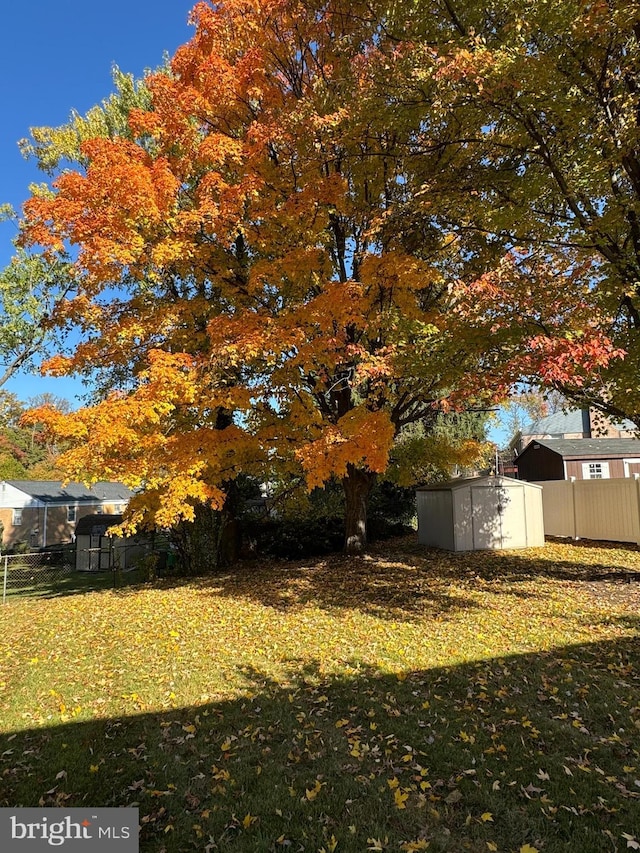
[{"left": 20, "top": 0, "right": 622, "bottom": 555}]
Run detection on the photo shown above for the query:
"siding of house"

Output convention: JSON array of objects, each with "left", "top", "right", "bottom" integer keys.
[
  {"left": 565, "top": 458, "right": 626, "bottom": 480},
  {"left": 0, "top": 503, "right": 125, "bottom": 548}
]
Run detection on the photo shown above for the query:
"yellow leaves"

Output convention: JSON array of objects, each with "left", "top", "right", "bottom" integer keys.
[
  {"left": 305, "top": 779, "right": 325, "bottom": 801},
  {"left": 318, "top": 834, "right": 338, "bottom": 852},
  {"left": 242, "top": 813, "right": 257, "bottom": 829},
  {"left": 360, "top": 252, "right": 440, "bottom": 317},
  {"left": 400, "top": 841, "right": 429, "bottom": 852},
  {"left": 296, "top": 408, "right": 395, "bottom": 490},
  {"left": 212, "top": 767, "right": 230, "bottom": 781},
  {"left": 3, "top": 534, "right": 640, "bottom": 852},
  {"left": 393, "top": 787, "right": 409, "bottom": 810},
  {"left": 519, "top": 846, "right": 539, "bottom": 853}
]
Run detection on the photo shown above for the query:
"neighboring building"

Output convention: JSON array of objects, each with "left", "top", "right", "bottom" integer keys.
[
  {"left": 515, "top": 438, "right": 640, "bottom": 482},
  {"left": 0, "top": 481, "right": 135, "bottom": 549},
  {"left": 514, "top": 408, "right": 636, "bottom": 455}
]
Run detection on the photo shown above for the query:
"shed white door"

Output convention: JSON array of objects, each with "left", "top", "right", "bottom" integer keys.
[
  {"left": 470, "top": 485, "right": 525, "bottom": 549},
  {"left": 89, "top": 533, "right": 101, "bottom": 570}
]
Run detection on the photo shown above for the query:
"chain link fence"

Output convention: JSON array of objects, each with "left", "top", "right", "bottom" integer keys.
[
  {"left": 1, "top": 541, "right": 175, "bottom": 603},
  {"left": 1, "top": 550, "right": 75, "bottom": 602}
]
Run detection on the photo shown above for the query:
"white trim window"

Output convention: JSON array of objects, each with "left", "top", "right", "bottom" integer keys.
[
  {"left": 582, "top": 461, "right": 610, "bottom": 480},
  {"left": 67, "top": 505, "right": 77, "bottom": 523},
  {"left": 12, "top": 508, "right": 22, "bottom": 526}
]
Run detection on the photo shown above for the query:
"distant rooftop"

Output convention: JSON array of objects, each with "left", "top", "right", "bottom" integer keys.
[
  {"left": 523, "top": 410, "right": 585, "bottom": 435},
  {"left": 523, "top": 409, "right": 636, "bottom": 436},
  {"left": 5, "top": 480, "right": 135, "bottom": 503}
]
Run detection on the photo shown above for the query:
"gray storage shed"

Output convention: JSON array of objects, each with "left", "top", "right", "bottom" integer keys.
[{"left": 416, "top": 475, "right": 544, "bottom": 551}]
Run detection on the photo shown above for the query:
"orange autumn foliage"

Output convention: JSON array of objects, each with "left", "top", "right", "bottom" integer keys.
[{"left": 19, "top": 0, "right": 622, "bottom": 550}]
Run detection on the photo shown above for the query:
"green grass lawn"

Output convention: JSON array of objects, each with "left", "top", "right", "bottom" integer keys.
[{"left": 0, "top": 536, "right": 639, "bottom": 852}]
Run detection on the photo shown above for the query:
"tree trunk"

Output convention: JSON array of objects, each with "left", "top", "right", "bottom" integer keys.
[
  {"left": 172, "top": 497, "right": 239, "bottom": 575},
  {"left": 342, "top": 464, "right": 376, "bottom": 555}
]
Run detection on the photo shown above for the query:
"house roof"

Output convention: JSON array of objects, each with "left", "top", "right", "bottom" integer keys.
[
  {"left": 523, "top": 409, "right": 636, "bottom": 436},
  {"left": 4, "top": 480, "right": 135, "bottom": 504},
  {"left": 519, "top": 438, "right": 640, "bottom": 459},
  {"left": 89, "top": 482, "right": 135, "bottom": 501},
  {"left": 523, "top": 410, "right": 586, "bottom": 436}
]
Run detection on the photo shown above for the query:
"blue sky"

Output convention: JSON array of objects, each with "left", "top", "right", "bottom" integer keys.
[{"left": 0, "top": 0, "right": 194, "bottom": 404}]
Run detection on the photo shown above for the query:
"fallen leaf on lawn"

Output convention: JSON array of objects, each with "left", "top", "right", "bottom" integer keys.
[
  {"left": 306, "top": 779, "right": 324, "bottom": 801},
  {"left": 394, "top": 788, "right": 409, "bottom": 810}
]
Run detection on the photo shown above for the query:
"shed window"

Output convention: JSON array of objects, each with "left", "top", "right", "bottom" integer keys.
[
  {"left": 67, "top": 505, "right": 77, "bottom": 523},
  {"left": 12, "top": 508, "right": 22, "bottom": 526},
  {"left": 582, "top": 461, "right": 610, "bottom": 480}
]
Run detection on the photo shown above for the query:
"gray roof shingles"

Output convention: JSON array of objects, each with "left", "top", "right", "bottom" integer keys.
[
  {"left": 5, "top": 480, "right": 135, "bottom": 504},
  {"left": 521, "top": 438, "right": 640, "bottom": 458},
  {"left": 523, "top": 409, "right": 636, "bottom": 436}
]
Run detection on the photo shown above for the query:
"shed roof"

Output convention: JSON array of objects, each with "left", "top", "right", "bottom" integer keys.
[
  {"left": 75, "top": 514, "right": 124, "bottom": 536},
  {"left": 416, "top": 475, "right": 540, "bottom": 492},
  {"left": 519, "top": 438, "right": 640, "bottom": 459}
]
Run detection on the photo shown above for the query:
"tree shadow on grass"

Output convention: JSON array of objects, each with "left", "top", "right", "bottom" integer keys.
[
  {"left": 16, "top": 535, "right": 639, "bottom": 622},
  {"left": 186, "top": 534, "right": 640, "bottom": 621},
  {"left": 394, "top": 535, "right": 640, "bottom": 582},
  {"left": 189, "top": 552, "right": 482, "bottom": 620},
  {"left": 1, "top": 636, "right": 639, "bottom": 853}
]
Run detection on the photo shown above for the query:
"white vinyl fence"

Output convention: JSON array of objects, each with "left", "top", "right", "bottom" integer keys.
[{"left": 533, "top": 477, "right": 640, "bottom": 544}]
